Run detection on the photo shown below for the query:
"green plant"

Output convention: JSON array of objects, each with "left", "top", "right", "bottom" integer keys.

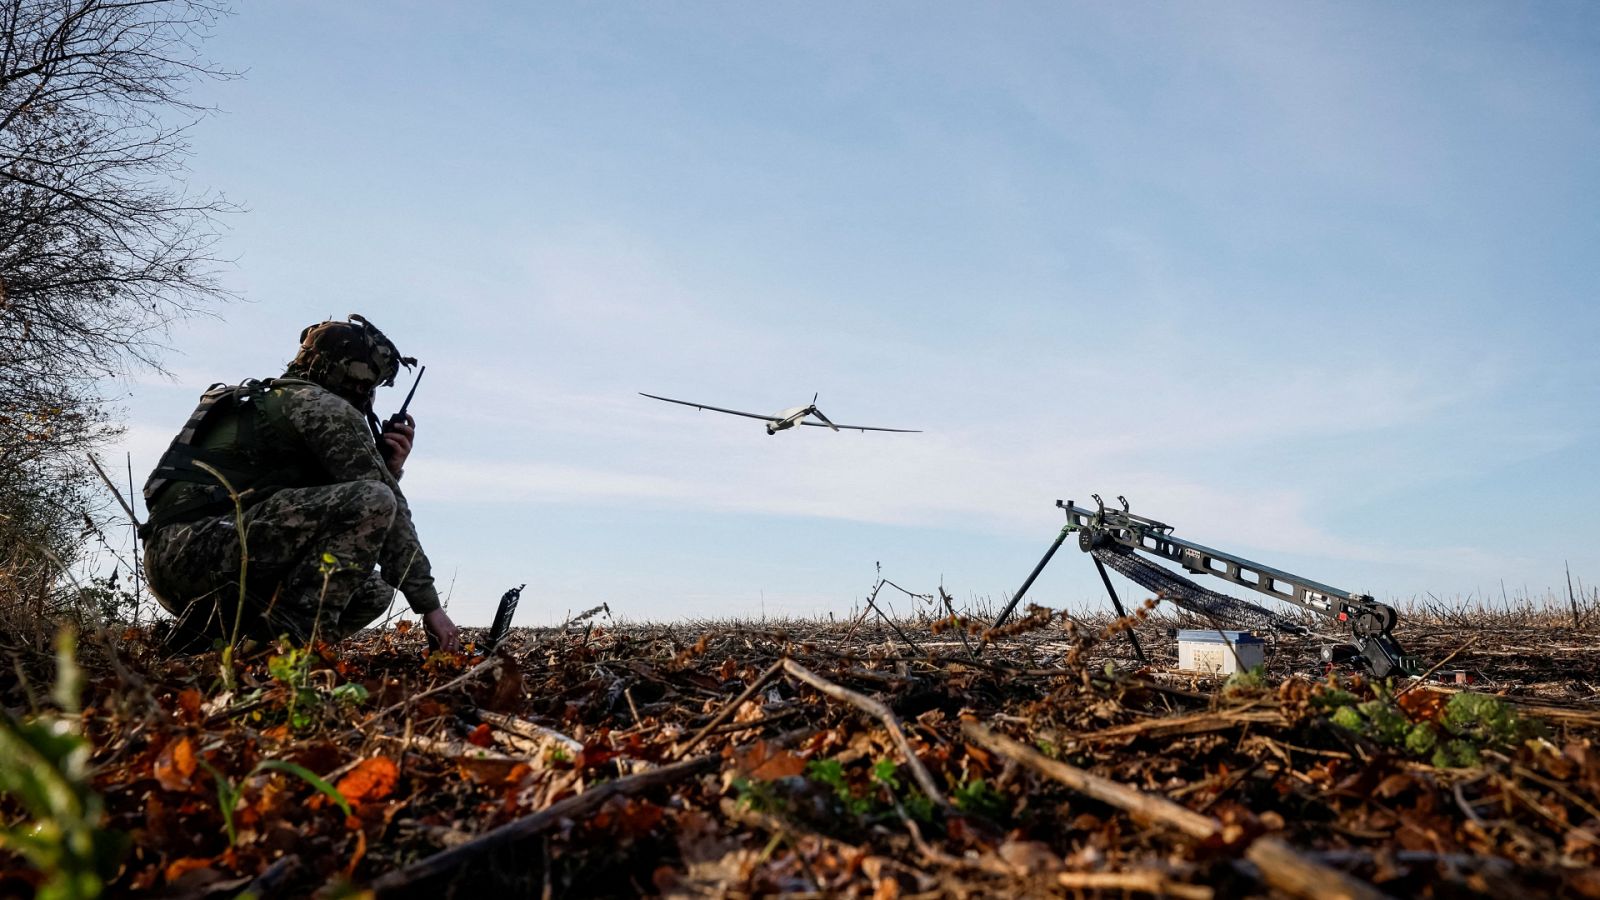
[
  {"left": 309, "top": 551, "right": 345, "bottom": 647},
  {"left": 871, "top": 759, "right": 933, "bottom": 821},
  {"left": 1402, "top": 721, "right": 1437, "bottom": 755},
  {"left": 191, "top": 460, "right": 249, "bottom": 691},
  {"left": 1441, "top": 692, "right": 1522, "bottom": 746},
  {"left": 330, "top": 683, "right": 368, "bottom": 705},
  {"left": 1421, "top": 693, "right": 1527, "bottom": 768},
  {"left": 1222, "top": 664, "right": 1267, "bottom": 697},
  {"left": 729, "top": 776, "right": 785, "bottom": 814},
  {"left": 264, "top": 644, "right": 369, "bottom": 731},
  {"left": 1329, "top": 705, "right": 1363, "bottom": 731},
  {"left": 1357, "top": 699, "right": 1411, "bottom": 745},
  {"left": 806, "top": 759, "right": 872, "bottom": 816},
  {"left": 1312, "top": 686, "right": 1360, "bottom": 710},
  {"left": 951, "top": 777, "right": 1006, "bottom": 819},
  {"left": 1328, "top": 694, "right": 1413, "bottom": 747},
  {"left": 1429, "top": 736, "right": 1484, "bottom": 769},
  {"left": 0, "top": 630, "right": 125, "bottom": 900},
  {"left": 1326, "top": 687, "right": 1530, "bottom": 769},
  {"left": 266, "top": 645, "right": 320, "bottom": 731},
  {"left": 870, "top": 758, "right": 900, "bottom": 790},
  {"left": 201, "top": 758, "right": 352, "bottom": 846}
]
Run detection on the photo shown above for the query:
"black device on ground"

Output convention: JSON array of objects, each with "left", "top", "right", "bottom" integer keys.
[
  {"left": 993, "top": 495, "right": 1417, "bottom": 678},
  {"left": 377, "top": 365, "right": 425, "bottom": 461},
  {"left": 488, "top": 583, "right": 525, "bottom": 651}
]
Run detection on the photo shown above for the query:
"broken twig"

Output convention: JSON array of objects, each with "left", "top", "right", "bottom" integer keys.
[
  {"left": 783, "top": 659, "right": 947, "bottom": 808},
  {"left": 370, "top": 753, "right": 720, "bottom": 897},
  {"left": 962, "top": 722, "right": 1393, "bottom": 900}
]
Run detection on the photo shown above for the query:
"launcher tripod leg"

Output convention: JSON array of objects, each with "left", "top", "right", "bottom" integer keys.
[
  {"left": 991, "top": 525, "right": 1071, "bottom": 630},
  {"left": 1093, "top": 555, "right": 1147, "bottom": 664}
]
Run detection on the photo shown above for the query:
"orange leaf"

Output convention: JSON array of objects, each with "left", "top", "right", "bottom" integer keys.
[
  {"left": 737, "top": 740, "right": 808, "bottom": 781},
  {"left": 336, "top": 756, "right": 398, "bottom": 806},
  {"left": 164, "top": 856, "right": 213, "bottom": 883},
  {"left": 176, "top": 688, "right": 203, "bottom": 720},
  {"left": 613, "top": 799, "right": 665, "bottom": 838},
  {"left": 154, "top": 736, "right": 197, "bottom": 792},
  {"left": 751, "top": 751, "right": 807, "bottom": 780},
  {"left": 1376, "top": 772, "right": 1414, "bottom": 798},
  {"left": 467, "top": 723, "right": 494, "bottom": 748},
  {"left": 1396, "top": 688, "right": 1449, "bottom": 723},
  {"left": 395, "top": 619, "right": 413, "bottom": 634}
]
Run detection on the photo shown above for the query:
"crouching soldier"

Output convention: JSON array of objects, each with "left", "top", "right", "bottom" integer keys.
[{"left": 140, "top": 315, "right": 461, "bottom": 653}]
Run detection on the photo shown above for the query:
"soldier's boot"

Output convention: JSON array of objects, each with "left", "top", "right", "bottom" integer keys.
[
  {"left": 159, "top": 598, "right": 221, "bottom": 656},
  {"left": 158, "top": 592, "right": 276, "bottom": 656}
]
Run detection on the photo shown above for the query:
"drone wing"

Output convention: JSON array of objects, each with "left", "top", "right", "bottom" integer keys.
[
  {"left": 639, "top": 393, "right": 777, "bottom": 421},
  {"left": 799, "top": 420, "right": 921, "bottom": 433}
]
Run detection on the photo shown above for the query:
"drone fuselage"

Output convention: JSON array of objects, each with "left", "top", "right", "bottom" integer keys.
[{"left": 766, "top": 408, "right": 808, "bottom": 434}]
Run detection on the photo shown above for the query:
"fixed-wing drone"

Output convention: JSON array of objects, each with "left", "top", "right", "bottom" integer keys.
[{"left": 639, "top": 392, "right": 920, "bottom": 435}]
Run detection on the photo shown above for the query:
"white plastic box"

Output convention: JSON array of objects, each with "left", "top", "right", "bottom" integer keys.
[{"left": 1177, "top": 629, "right": 1265, "bottom": 675}]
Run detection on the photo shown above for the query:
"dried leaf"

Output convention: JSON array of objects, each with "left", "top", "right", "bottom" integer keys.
[
  {"left": 998, "top": 839, "right": 1062, "bottom": 874},
  {"left": 477, "top": 655, "right": 525, "bottom": 712},
  {"left": 163, "top": 856, "right": 213, "bottom": 883},
  {"left": 735, "top": 739, "right": 807, "bottom": 780},
  {"left": 176, "top": 688, "right": 202, "bottom": 719},
  {"left": 1375, "top": 772, "right": 1413, "bottom": 798},
  {"left": 467, "top": 723, "right": 494, "bottom": 748},
  {"left": 750, "top": 750, "right": 807, "bottom": 780},
  {"left": 1396, "top": 688, "right": 1449, "bottom": 723},
  {"left": 336, "top": 756, "right": 399, "bottom": 806},
  {"left": 457, "top": 756, "right": 526, "bottom": 785},
  {"left": 154, "top": 735, "right": 197, "bottom": 792}
]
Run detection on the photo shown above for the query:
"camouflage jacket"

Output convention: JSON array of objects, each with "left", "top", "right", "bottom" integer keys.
[
  {"left": 267, "top": 378, "right": 441, "bottom": 614},
  {"left": 181, "top": 374, "right": 438, "bottom": 611}
]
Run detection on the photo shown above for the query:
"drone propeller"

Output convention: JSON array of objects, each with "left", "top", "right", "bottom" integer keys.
[{"left": 806, "top": 393, "right": 840, "bottom": 431}]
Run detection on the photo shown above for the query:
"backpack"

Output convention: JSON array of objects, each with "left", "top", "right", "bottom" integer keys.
[{"left": 140, "top": 379, "right": 312, "bottom": 538}]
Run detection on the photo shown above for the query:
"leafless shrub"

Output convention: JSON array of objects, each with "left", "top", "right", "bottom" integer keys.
[{"left": 0, "top": 0, "right": 235, "bottom": 625}]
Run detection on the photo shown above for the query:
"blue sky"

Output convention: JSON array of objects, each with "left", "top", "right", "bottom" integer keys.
[{"left": 110, "top": 2, "right": 1600, "bottom": 626}]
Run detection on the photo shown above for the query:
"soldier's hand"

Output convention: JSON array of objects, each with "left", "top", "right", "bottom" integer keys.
[
  {"left": 382, "top": 414, "right": 414, "bottom": 478},
  {"left": 423, "top": 607, "right": 460, "bottom": 653}
]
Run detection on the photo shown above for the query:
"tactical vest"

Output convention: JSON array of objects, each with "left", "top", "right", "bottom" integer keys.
[{"left": 140, "top": 379, "right": 325, "bottom": 538}]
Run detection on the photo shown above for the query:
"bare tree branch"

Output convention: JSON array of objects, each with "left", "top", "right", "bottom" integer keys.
[{"left": 0, "top": 0, "right": 234, "bottom": 600}]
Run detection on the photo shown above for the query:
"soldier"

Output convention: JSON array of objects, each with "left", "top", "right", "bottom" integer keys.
[{"left": 140, "top": 315, "right": 461, "bottom": 653}]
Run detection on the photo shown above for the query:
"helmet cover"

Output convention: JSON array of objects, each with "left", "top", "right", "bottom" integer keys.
[{"left": 289, "top": 314, "right": 416, "bottom": 396}]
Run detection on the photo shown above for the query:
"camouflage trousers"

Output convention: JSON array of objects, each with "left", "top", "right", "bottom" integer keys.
[{"left": 144, "top": 481, "right": 410, "bottom": 647}]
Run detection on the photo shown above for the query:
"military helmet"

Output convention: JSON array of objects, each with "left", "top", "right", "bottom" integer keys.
[{"left": 290, "top": 314, "right": 416, "bottom": 395}]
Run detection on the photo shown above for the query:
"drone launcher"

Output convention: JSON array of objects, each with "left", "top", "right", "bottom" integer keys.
[{"left": 993, "top": 497, "right": 1416, "bottom": 678}]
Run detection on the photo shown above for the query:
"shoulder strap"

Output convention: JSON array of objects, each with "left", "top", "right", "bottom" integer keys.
[{"left": 142, "top": 382, "right": 244, "bottom": 504}]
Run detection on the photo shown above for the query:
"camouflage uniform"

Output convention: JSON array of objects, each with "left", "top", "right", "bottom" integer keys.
[{"left": 143, "top": 323, "right": 439, "bottom": 647}]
